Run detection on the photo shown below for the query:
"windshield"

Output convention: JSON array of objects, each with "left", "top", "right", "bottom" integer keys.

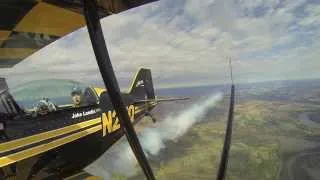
[{"left": 11, "top": 79, "right": 95, "bottom": 111}]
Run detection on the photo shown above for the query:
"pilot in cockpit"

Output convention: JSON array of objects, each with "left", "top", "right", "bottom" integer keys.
[
  {"left": 36, "top": 98, "right": 57, "bottom": 116},
  {"left": 71, "top": 87, "right": 83, "bottom": 107}
]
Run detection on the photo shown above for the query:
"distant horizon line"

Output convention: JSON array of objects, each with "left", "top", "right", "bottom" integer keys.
[
  {"left": 151, "top": 77, "right": 320, "bottom": 90},
  {"left": 5, "top": 76, "right": 320, "bottom": 91}
]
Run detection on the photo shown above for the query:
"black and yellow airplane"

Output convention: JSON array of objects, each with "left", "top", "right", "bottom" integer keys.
[
  {"left": 0, "top": 68, "right": 184, "bottom": 179},
  {"left": 1, "top": 0, "right": 235, "bottom": 180},
  {"left": 0, "top": 0, "right": 187, "bottom": 179}
]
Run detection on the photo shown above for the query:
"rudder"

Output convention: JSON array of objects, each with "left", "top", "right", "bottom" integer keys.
[{"left": 128, "top": 68, "right": 155, "bottom": 100}]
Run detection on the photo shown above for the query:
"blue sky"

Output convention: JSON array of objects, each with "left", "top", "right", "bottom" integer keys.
[{"left": 1, "top": 0, "right": 320, "bottom": 89}]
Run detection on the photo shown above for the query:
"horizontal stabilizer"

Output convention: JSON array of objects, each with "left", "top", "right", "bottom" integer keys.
[{"left": 134, "top": 97, "right": 190, "bottom": 103}]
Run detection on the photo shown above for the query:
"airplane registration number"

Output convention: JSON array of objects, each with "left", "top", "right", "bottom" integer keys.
[{"left": 101, "top": 105, "right": 135, "bottom": 136}]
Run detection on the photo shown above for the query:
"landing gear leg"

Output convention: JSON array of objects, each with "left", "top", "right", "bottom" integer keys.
[{"left": 145, "top": 112, "right": 157, "bottom": 123}]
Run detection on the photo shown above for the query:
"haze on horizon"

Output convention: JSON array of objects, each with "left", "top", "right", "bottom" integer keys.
[{"left": 1, "top": 0, "right": 319, "bottom": 89}]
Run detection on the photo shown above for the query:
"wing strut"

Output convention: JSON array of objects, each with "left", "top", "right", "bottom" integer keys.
[
  {"left": 216, "top": 57, "right": 235, "bottom": 180},
  {"left": 83, "top": 0, "right": 155, "bottom": 179}
]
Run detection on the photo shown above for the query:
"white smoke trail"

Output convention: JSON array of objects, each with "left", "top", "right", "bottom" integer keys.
[{"left": 85, "top": 93, "right": 223, "bottom": 179}]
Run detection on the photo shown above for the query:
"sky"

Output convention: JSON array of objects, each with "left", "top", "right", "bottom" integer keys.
[{"left": 1, "top": 0, "right": 320, "bottom": 89}]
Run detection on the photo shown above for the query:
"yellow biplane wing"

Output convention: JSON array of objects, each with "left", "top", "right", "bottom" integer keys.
[{"left": 0, "top": 0, "right": 157, "bottom": 68}]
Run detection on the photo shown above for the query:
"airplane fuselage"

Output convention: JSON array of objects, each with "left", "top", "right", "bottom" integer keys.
[{"left": 0, "top": 91, "right": 157, "bottom": 179}]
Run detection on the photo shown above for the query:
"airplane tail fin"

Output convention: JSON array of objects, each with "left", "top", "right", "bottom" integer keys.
[{"left": 128, "top": 68, "right": 155, "bottom": 100}]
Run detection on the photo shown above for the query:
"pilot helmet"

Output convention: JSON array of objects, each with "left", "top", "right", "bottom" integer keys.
[
  {"left": 37, "top": 99, "right": 50, "bottom": 115},
  {"left": 71, "top": 86, "right": 82, "bottom": 96}
]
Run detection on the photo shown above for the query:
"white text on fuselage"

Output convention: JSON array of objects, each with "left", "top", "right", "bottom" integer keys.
[{"left": 72, "top": 109, "right": 96, "bottom": 119}]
